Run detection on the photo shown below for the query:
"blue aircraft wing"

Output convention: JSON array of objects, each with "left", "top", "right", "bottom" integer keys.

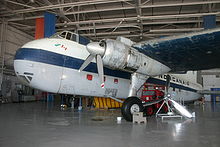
[{"left": 133, "top": 28, "right": 220, "bottom": 71}]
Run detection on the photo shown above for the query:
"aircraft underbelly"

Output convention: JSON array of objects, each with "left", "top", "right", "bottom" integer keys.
[{"left": 58, "top": 66, "right": 130, "bottom": 98}]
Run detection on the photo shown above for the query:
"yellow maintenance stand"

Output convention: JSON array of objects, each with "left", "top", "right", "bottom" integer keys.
[{"left": 93, "top": 97, "right": 124, "bottom": 109}]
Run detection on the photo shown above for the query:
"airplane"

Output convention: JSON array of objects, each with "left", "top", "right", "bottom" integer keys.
[{"left": 13, "top": 28, "right": 220, "bottom": 121}]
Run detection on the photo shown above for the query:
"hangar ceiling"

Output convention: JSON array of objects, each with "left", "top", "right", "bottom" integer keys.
[{"left": 0, "top": 0, "right": 220, "bottom": 41}]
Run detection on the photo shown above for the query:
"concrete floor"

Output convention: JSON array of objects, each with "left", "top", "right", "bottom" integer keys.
[{"left": 0, "top": 102, "right": 220, "bottom": 147}]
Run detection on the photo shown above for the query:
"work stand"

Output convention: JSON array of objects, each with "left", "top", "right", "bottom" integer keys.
[{"left": 156, "top": 97, "right": 182, "bottom": 121}]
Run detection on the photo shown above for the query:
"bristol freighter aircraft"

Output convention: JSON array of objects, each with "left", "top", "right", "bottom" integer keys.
[{"left": 14, "top": 28, "right": 220, "bottom": 121}]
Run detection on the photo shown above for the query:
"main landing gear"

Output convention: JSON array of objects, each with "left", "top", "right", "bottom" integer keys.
[
  {"left": 121, "top": 97, "right": 168, "bottom": 121},
  {"left": 121, "top": 97, "right": 143, "bottom": 122}
]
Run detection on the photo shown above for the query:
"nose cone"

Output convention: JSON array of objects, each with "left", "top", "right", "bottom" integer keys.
[
  {"left": 14, "top": 38, "right": 50, "bottom": 85},
  {"left": 14, "top": 47, "right": 35, "bottom": 85},
  {"left": 86, "top": 42, "right": 106, "bottom": 56},
  {"left": 14, "top": 59, "right": 34, "bottom": 85}
]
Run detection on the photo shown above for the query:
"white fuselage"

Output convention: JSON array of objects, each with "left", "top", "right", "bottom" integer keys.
[{"left": 14, "top": 38, "right": 202, "bottom": 101}]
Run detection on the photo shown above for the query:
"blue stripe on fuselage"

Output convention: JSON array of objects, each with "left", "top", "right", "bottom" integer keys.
[
  {"left": 14, "top": 48, "right": 198, "bottom": 92},
  {"left": 14, "top": 48, "right": 131, "bottom": 79}
]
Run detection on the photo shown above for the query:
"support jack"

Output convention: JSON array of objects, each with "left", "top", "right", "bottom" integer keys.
[
  {"left": 156, "top": 75, "right": 193, "bottom": 120},
  {"left": 156, "top": 97, "right": 182, "bottom": 121}
]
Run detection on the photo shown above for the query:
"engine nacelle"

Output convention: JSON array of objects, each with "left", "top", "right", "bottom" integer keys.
[
  {"left": 102, "top": 39, "right": 171, "bottom": 76},
  {"left": 102, "top": 39, "right": 140, "bottom": 72}
]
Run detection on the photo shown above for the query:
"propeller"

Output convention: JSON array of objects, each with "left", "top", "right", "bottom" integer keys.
[
  {"left": 165, "top": 75, "right": 171, "bottom": 95},
  {"left": 169, "top": 99, "right": 193, "bottom": 118},
  {"left": 79, "top": 40, "right": 106, "bottom": 88},
  {"left": 160, "top": 74, "right": 193, "bottom": 118}
]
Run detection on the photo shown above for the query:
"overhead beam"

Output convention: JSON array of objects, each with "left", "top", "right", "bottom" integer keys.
[
  {"left": 55, "top": 12, "right": 220, "bottom": 26},
  {"left": 10, "top": 18, "right": 220, "bottom": 31},
  {"left": 1, "top": 0, "right": 220, "bottom": 17},
  {"left": 141, "top": 12, "right": 220, "bottom": 20},
  {"left": 56, "top": 0, "right": 220, "bottom": 16},
  {"left": 0, "top": 0, "right": 132, "bottom": 16},
  {"left": 91, "top": 33, "right": 183, "bottom": 40},
  {"left": 7, "top": 5, "right": 220, "bottom": 22},
  {"left": 81, "top": 30, "right": 131, "bottom": 36},
  {"left": 67, "top": 1, "right": 220, "bottom": 15},
  {"left": 5, "top": 0, "right": 34, "bottom": 8},
  {"left": 149, "top": 28, "right": 204, "bottom": 33},
  {"left": 140, "top": 1, "right": 220, "bottom": 9},
  {"left": 81, "top": 27, "right": 204, "bottom": 37},
  {"left": 42, "top": 0, "right": 71, "bottom": 22}
]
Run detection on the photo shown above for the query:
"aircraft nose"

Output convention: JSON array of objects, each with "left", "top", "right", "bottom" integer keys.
[{"left": 14, "top": 48, "right": 34, "bottom": 85}]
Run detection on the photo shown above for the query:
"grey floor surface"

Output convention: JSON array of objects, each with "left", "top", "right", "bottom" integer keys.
[{"left": 0, "top": 101, "right": 220, "bottom": 147}]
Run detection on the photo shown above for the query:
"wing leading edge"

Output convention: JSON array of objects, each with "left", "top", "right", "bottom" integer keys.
[{"left": 133, "top": 28, "right": 220, "bottom": 71}]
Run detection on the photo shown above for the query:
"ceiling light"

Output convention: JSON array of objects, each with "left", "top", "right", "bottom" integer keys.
[{"left": 206, "top": 51, "right": 212, "bottom": 54}]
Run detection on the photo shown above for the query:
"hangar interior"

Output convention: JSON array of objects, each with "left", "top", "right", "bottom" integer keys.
[
  {"left": 1, "top": 0, "right": 220, "bottom": 147},
  {"left": 1, "top": 0, "right": 220, "bottom": 102}
]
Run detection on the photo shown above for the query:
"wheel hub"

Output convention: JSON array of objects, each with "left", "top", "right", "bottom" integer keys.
[{"left": 130, "top": 104, "right": 140, "bottom": 114}]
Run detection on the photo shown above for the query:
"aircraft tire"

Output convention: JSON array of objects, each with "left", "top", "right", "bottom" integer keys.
[{"left": 121, "top": 97, "right": 144, "bottom": 122}]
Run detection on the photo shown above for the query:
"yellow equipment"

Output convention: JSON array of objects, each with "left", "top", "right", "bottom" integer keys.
[{"left": 93, "top": 97, "right": 124, "bottom": 109}]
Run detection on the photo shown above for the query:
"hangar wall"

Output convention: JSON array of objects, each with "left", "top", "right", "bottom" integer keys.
[
  {"left": 0, "top": 23, "right": 33, "bottom": 102},
  {"left": 173, "top": 71, "right": 203, "bottom": 87},
  {"left": 0, "top": 24, "right": 33, "bottom": 66},
  {"left": 0, "top": 74, "right": 20, "bottom": 102},
  {"left": 174, "top": 71, "right": 198, "bottom": 84},
  {"left": 202, "top": 69, "right": 220, "bottom": 101}
]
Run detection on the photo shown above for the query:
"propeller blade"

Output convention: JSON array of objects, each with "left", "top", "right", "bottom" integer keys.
[
  {"left": 165, "top": 75, "right": 171, "bottom": 94},
  {"left": 169, "top": 99, "right": 193, "bottom": 118},
  {"left": 96, "top": 55, "right": 105, "bottom": 88},
  {"left": 79, "top": 54, "right": 95, "bottom": 72}
]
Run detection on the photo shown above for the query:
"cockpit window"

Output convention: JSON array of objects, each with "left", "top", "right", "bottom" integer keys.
[
  {"left": 60, "top": 32, "right": 66, "bottom": 38},
  {"left": 71, "top": 34, "right": 77, "bottom": 42},
  {"left": 50, "top": 31, "right": 91, "bottom": 45},
  {"left": 66, "top": 32, "right": 72, "bottom": 40}
]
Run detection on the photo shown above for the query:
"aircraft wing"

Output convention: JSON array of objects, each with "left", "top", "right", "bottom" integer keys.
[{"left": 133, "top": 28, "right": 220, "bottom": 72}]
